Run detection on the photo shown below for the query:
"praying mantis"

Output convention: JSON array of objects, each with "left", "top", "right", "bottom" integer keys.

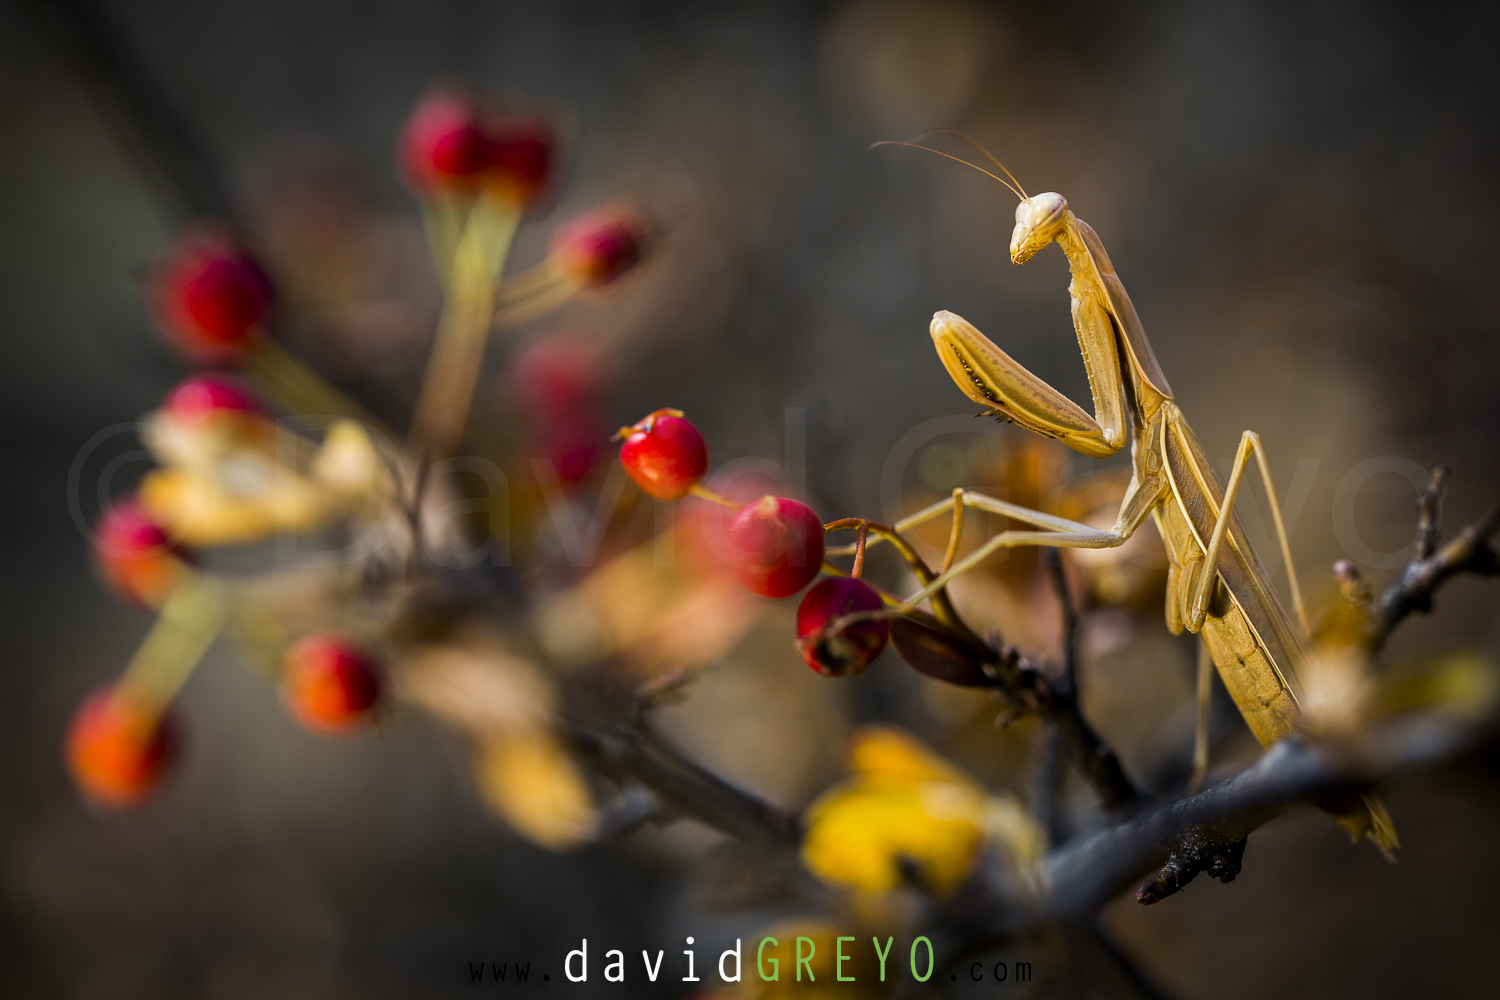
[{"left": 878, "top": 136, "right": 1398, "bottom": 855}]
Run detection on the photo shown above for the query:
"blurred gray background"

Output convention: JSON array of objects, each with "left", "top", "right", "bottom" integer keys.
[{"left": 2, "top": 0, "right": 1498, "bottom": 997}]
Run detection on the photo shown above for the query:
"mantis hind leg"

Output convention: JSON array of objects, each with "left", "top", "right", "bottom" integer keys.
[
  {"left": 1185, "top": 431, "right": 1310, "bottom": 638},
  {"left": 1189, "top": 639, "right": 1213, "bottom": 792}
]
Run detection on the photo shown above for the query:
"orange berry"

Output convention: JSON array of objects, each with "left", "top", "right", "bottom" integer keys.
[
  {"left": 281, "top": 634, "right": 382, "bottom": 735},
  {"left": 65, "top": 686, "right": 178, "bottom": 811}
]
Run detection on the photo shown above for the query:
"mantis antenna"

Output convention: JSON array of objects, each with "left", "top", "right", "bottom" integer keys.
[
  {"left": 870, "top": 135, "right": 1028, "bottom": 203},
  {"left": 912, "top": 129, "right": 1030, "bottom": 200}
]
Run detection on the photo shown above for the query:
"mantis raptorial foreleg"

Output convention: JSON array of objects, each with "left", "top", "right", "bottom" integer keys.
[
  {"left": 1184, "top": 431, "right": 1310, "bottom": 638},
  {"left": 932, "top": 310, "right": 1127, "bottom": 459}
]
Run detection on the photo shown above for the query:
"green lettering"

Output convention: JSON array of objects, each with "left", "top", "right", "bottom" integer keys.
[
  {"left": 872, "top": 937, "right": 893, "bottom": 982},
  {"left": 910, "top": 937, "right": 933, "bottom": 983},
  {"left": 836, "top": 937, "right": 855, "bottom": 982},
  {"left": 795, "top": 937, "right": 816, "bottom": 982},
  {"left": 757, "top": 937, "right": 779, "bottom": 982}
]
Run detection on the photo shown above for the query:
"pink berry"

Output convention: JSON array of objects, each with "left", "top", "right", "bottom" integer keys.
[
  {"left": 725, "top": 496, "right": 825, "bottom": 598},
  {"left": 161, "top": 373, "right": 267, "bottom": 427},
  {"left": 151, "top": 232, "right": 273, "bottom": 364},
  {"left": 795, "top": 577, "right": 889, "bottom": 676},
  {"left": 281, "top": 635, "right": 382, "bottom": 735},
  {"left": 93, "top": 500, "right": 190, "bottom": 608},
  {"left": 549, "top": 207, "right": 651, "bottom": 288},
  {"left": 618, "top": 409, "right": 709, "bottom": 501},
  {"left": 66, "top": 685, "right": 179, "bottom": 811}
]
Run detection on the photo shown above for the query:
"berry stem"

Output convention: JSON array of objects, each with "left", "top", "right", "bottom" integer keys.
[
  {"left": 821, "top": 518, "right": 979, "bottom": 646},
  {"left": 117, "top": 571, "right": 231, "bottom": 716},
  {"left": 851, "top": 522, "right": 869, "bottom": 579},
  {"left": 687, "top": 482, "right": 743, "bottom": 510},
  {"left": 491, "top": 263, "right": 583, "bottom": 329},
  {"left": 409, "top": 195, "right": 521, "bottom": 462},
  {"left": 420, "top": 196, "right": 466, "bottom": 287},
  {"left": 243, "top": 335, "right": 382, "bottom": 430}
]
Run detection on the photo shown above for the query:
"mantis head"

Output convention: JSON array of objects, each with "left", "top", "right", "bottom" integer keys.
[
  {"left": 870, "top": 133, "right": 1066, "bottom": 264},
  {"left": 1010, "top": 193, "right": 1069, "bottom": 264}
]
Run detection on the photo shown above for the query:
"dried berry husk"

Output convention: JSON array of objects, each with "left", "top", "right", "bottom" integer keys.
[{"left": 889, "top": 617, "right": 995, "bottom": 687}]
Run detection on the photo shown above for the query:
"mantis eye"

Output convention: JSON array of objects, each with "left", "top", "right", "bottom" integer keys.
[{"left": 1025, "top": 192, "right": 1068, "bottom": 230}]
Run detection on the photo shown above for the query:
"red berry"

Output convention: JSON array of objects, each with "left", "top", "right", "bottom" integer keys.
[
  {"left": 399, "top": 89, "right": 495, "bottom": 194},
  {"left": 794, "top": 577, "right": 890, "bottom": 676},
  {"left": 93, "top": 500, "right": 190, "bottom": 608},
  {"left": 281, "top": 635, "right": 382, "bottom": 735},
  {"left": 151, "top": 232, "right": 273, "bottom": 364},
  {"left": 162, "top": 373, "right": 268, "bottom": 428},
  {"left": 618, "top": 409, "right": 709, "bottom": 501},
  {"left": 725, "top": 496, "right": 825, "bottom": 598},
  {"left": 485, "top": 117, "right": 554, "bottom": 206},
  {"left": 549, "top": 207, "right": 651, "bottom": 288},
  {"left": 400, "top": 90, "right": 555, "bottom": 206},
  {"left": 66, "top": 686, "right": 179, "bottom": 811}
]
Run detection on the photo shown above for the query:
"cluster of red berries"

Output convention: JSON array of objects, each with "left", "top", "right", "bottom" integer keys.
[
  {"left": 616, "top": 410, "right": 890, "bottom": 677},
  {"left": 147, "top": 113, "right": 650, "bottom": 371},
  {"left": 71, "top": 84, "right": 659, "bottom": 815},
  {"left": 399, "top": 89, "right": 553, "bottom": 206}
]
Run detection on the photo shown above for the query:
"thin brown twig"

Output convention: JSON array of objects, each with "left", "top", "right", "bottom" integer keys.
[
  {"left": 1414, "top": 463, "right": 1449, "bottom": 559},
  {"left": 1369, "top": 471, "right": 1500, "bottom": 646}
]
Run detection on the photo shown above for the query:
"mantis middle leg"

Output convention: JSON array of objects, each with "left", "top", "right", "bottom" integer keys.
[{"left": 893, "top": 477, "right": 1166, "bottom": 613}]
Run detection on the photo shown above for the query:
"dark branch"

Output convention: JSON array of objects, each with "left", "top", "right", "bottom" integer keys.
[
  {"left": 1368, "top": 468, "right": 1500, "bottom": 646},
  {"left": 1038, "top": 714, "right": 1485, "bottom": 922},
  {"left": 1414, "top": 463, "right": 1448, "bottom": 560},
  {"left": 563, "top": 720, "right": 801, "bottom": 850},
  {"left": 1037, "top": 548, "right": 1140, "bottom": 815},
  {"left": 1042, "top": 676, "right": 1140, "bottom": 814},
  {"left": 1124, "top": 466, "right": 1499, "bottom": 907},
  {"left": 1043, "top": 548, "right": 1078, "bottom": 687}
]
